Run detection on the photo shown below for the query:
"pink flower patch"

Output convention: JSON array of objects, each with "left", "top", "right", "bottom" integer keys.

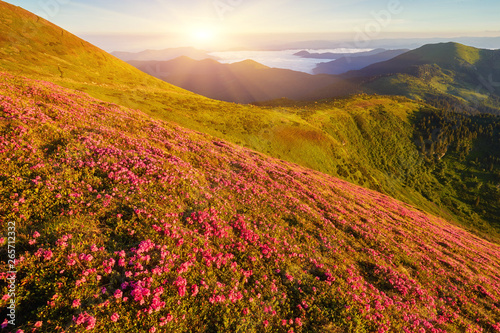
[
  {"left": 191, "top": 284, "right": 199, "bottom": 297},
  {"left": 73, "top": 312, "right": 96, "bottom": 330},
  {"left": 110, "top": 313, "right": 119, "bottom": 322},
  {"left": 114, "top": 289, "right": 123, "bottom": 299}
]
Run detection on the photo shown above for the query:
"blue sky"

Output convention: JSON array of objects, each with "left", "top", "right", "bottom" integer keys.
[{"left": 7, "top": 0, "right": 500, "bottom": 49}]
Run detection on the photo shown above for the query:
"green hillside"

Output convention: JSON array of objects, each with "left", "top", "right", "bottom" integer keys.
[
  {"left": 0, "top": 2, "right": 227, "bottom": 115},
  {"left": 350, "top": 43, "right": 489, "bottom": 76},
  {"left": 348, "top": 43, "right": 500, "bottom": 114},
  {"left": 254, "top": 98, "right": 500, "bottom": 236},
  {"left": 1, "top": 72, "right": 500, "bottom": 332},
  {"left": 397, "top": 42, "right": 483, "bottom": 66}
]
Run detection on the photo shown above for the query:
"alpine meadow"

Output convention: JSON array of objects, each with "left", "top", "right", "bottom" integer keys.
[{"left": 1, "top": 1, "right": 500, "bottom": 332}]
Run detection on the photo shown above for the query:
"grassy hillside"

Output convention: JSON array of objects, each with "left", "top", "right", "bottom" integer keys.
[
  {"left": 0, "top": 1, "right": 230, "bottom": 120},
  {"left": 0, "top": 3, "right": 431, "bottom": 213},
  {"left": 348, "top": 43, "right": 488, "bottom": 76},
  {"left": 1, "top": 72, "right": 500, "bottom": 332},
  {"left": 253, "top": 98, "right": 500, "bottom": 236}
]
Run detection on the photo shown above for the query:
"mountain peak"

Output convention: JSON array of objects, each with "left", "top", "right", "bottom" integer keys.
[
  {"left": 232, "top": 59, "right": 270, "bottom": 69},
  {"left": 346, "top": 41, "right": 495, "bottom": 79},
  {"left": 408, "top": 42, "right": 483, "bottom": 65}
]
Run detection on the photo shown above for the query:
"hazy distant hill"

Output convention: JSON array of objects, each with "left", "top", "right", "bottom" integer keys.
[
  {"left": 294, "top": 48, "right": 386, "bottom": 59},
  {"left": 111, "top": 47, "right": 218, "bottom": 61},
  {"left": 313, "top": 49, "right": 409, "bottom": 74},
  {"left": 128, "top": 57, "right": 357, "bottom": 103},
  {"left": 267, "top": 37, "right": 500, "bottom": 51}
]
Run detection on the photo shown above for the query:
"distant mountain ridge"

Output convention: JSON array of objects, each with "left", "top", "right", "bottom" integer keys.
[
  {"left": 294, "top": 48, "right": 387, "bottom": 59},
  {"left": 111, "top": 47, "right": 218, "bottom": 61},
  {"left": 124, "top": 43, "right": 500, "bottom": 112},
  {"left": 266, "top": 37, "right": 500, "bottom": 51},
  {"left": 128, "top": 56, "right": 357, "bottom": 103},
  {"left": 313, "top": 49, "right": 409, "bottom": 75}
]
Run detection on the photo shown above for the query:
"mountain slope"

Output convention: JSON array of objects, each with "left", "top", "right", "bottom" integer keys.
[
  {"left": 0, "top": 0, "right": 230, "bottom": 120},
  {"left": 313, "top": 49, "right": 409, "bottom": 75},
  {"left": 0, "top": 2, "right": 183, "bottom": 91},
  {"left": 127, "top": 57, "right": 355, "bottom": 103},
  {"left": 348, "top": 42, "right": 486, "bottom": 76},
  {"left": 1, "top": 71, "right": 500, "bottom": 332},
  {"left": 346, "top": 43, "right": 500, "bottom": 114}
]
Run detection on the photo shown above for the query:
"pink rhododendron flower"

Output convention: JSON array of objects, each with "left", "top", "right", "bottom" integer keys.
[
  {"left": 191, "top": 284, "right": 199, "bottom": 297},
  {"left": 114, "top": 289, "right": 123, "bottom": 299},
  {"left": 111, "top": 313, "right": 119, "bottom": 322}
]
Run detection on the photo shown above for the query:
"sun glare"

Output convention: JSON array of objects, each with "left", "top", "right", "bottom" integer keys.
[{"left": 191, "top": 28, "right": 216, "bottom": 44}]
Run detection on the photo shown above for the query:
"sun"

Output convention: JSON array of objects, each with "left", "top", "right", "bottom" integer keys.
[
  {"left": 181, "top": 24, "right": 222, "bottom": 48},
  {"left": 192, "top": 29, "right": 215, "bottom": 42},
  {"left": 188, "top": 27, "right": 218, "bottom": 46}
]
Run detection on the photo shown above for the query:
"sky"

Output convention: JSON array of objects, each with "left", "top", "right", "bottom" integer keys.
[{"left": 7, "top": 0, "right": 500, "bottom": 51}]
